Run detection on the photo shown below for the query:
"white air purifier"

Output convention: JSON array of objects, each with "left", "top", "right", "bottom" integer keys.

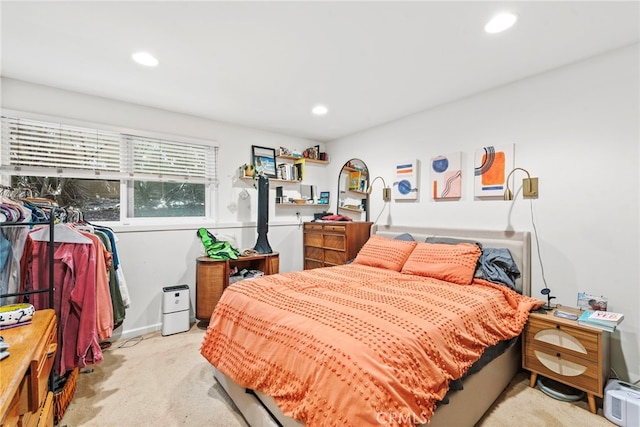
[
  {"left": 604, "top": 379, "right": 640, "bottom": 427},
  {"left": 162, "top": 285, "right": 190, "bottom": 336}
]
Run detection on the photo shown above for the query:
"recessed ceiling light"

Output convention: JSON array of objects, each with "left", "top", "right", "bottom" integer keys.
[
  {"left": 484, "top": 12, "right": 518, "bottom": 34},
  {"left": 132, "top": 51, "right": 159, "bottom": 67},
  {"left": 312, "top": 105, "right": 328, "bottom": 116}
]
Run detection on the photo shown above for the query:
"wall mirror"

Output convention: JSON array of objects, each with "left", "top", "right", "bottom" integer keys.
[{"left": 337, "top": 158, "right": 369, "bottom": 221}]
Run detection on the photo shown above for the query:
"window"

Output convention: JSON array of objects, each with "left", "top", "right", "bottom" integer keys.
[{"left": 1, "top": 116, "right": 218, "bottom": 222}]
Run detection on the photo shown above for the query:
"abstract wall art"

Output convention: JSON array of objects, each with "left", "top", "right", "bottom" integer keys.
[
  {"left": 392, "top": 160, "right": 419, "bottom": 201},
  {"left": 474, "top": 144, "right": 514, "bottom": 197},
  {"left": 430, "top": 152, "right": 462, "bottom": 200}
]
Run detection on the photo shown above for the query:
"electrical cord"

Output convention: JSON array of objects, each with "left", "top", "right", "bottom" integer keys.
[
  {"left": 117, "top": 335, "right": 143, "bottom": 348},
  {"left": 372, "top": 202, "right": 386, "bottom": 225},
  {"left": 529, "top": 199, "right": 549, "bottom": 290},
  {"left": 528, "top": 199, "right": 556, "bottom": 309}
]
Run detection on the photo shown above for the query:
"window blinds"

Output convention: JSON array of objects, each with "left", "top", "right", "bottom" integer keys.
[
  {"left": 1, "top": 116, "right": 217, "bottom": 184},
  {"left": 124, "top": 134, "right": 214, "bottom": 183}
]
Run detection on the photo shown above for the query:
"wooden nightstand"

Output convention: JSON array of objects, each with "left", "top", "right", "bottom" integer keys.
[
  {"left": 522, "top": 307, "right": 610, "bottom": 414},
  {"left": 195, "top": 253, "right": 280, "bottom": 321}
]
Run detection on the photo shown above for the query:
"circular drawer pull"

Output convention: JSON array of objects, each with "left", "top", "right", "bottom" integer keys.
[{"left": 556, "top": 325, "right": 560, "bottom": 329}]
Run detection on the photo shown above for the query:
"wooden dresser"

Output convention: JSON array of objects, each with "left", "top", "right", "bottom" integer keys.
[
  {"left": 1, "top": 309, "right": 57, "bottom": 427},
  {"left": 196, "top": 253, "right": 280, "bottom": 321},
  {"left": 303, "top": 221, "right": 372, "bottom": 269},
  {"left": 522, "top": 307, "right": 610, "bottom": 414}
]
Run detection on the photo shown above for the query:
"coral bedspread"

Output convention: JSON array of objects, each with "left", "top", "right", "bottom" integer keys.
[{"left": 200, "top": 264, "right": 541, "bottom": 427}]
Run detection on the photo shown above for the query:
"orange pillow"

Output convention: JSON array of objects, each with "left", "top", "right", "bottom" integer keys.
[
  {"left": 401, "top": 242, "right": 481, "bottom": 285},
  {"left": 352, "top": 235, "right": 417, "bottom": 271}
]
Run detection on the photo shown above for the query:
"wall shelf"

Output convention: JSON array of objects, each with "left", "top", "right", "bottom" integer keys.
[
  {"left": 239, "top": 176, "right": 301, "bottom": 184},
  {"left": 338, "top": 206, "right": 364, "bottom": 213},
  {"left": 277, "top": 155, "right": 328, "bottom": 165},
  {"left": 276, "top": 202, "right": 328, "bottom": 207},
  {"left": 341, "top": 166, "right": 367, "bottom": 175},
  {"left": 271, "top": 178, "right": 302, "bottom": 183}
]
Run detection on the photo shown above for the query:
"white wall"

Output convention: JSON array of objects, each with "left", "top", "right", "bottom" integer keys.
[
  {"left": 3, "top": 43, "right": 638, "bottom": 382},
  {"left": 1, "top": 77, "right": 320, "bottom": 338},
  {"left": 327, "top": 45, "right": 640, "bottom": 383}
]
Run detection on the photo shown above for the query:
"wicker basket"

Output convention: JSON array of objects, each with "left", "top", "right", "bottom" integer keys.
[{"left": 53, "top": 367, "right": 79, "bottom": 424}]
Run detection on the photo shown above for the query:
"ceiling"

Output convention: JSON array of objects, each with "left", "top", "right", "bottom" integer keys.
[{"left": 1, "top": 1, "right": 638, "bottom": 142}]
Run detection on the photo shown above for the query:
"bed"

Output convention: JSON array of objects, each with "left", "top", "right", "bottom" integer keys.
[{"left": 200, "top": 224, "right": 543, "bottom": 427}]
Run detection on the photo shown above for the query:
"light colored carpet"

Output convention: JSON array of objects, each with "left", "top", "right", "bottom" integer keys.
[{"left": 59, "top": 323, "right": 615, "bottom": 427}]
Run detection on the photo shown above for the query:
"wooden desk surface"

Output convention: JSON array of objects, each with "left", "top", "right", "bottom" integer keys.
[{"left": 0, "top": 309, "right": 55, "bottom": 422}]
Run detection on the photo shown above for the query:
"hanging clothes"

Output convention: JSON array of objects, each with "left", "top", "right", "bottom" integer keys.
[
  {"left": 93, "top": 229, "right": 125, "bottom": 326},
  {"left": 77, "top": 229, "right": 114, "bottom": 342},
  {"left": 0, "top": 196, "right": 33, "bottom": 305},
  {"left": 93, "top": 225, "right": 130, "bottom": 308},
  {"left": 28, "top": 224, "right": 103, "bottom": 376}
]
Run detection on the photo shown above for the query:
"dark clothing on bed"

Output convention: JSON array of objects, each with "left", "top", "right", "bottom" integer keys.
[{"left": 475, "top": 248, "right": 521, "bottom": 289}]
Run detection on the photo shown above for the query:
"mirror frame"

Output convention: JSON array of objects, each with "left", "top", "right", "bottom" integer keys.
[{"left": 337, "top": 158, "right": 369, "bottom": 221}]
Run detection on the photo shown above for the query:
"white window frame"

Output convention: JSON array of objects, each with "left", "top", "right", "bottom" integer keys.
[{"left": 1, "top": 110, "right": 219, "bottom": 226}]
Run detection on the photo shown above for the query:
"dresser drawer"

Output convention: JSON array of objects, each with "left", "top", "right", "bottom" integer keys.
[
  {"left": 323, "top": 225, "right": 346, "bottom": 233},
  {"left": 37, "top": 392, "right": 54, "bottom": 427},
  {"left": 305, "top": 246, "right": 324, "bottom": 261},
  {"left": 304, "top": 223, "right": 323, "bottom": 232},
  {"left": 324, "top": 250, "right": 346, "bottom": 266},
  {"left": 303, "top": 233, "right": 323, "bottom": 247},
  {"left": 23, "top": 320, "right": 57, "bottom": 414},
  {"left": 323, "top": 234, "right": 345, "bottom": 251},
  {"left": 525, "top": 317, "right": 599, "bottom": 362},
  {"left": 304, "top": 259, "right": 324, "bottom": 270}
]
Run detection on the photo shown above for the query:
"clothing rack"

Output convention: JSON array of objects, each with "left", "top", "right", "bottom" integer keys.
[{"left": 0, "top": 213, "right": 55, "bottom": 308}]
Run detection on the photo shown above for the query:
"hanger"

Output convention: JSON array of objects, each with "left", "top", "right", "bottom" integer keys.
[
  {"left": 73, "top": 223, "right": 95, "bottom": 234},
  {"left": 29, "top": 223, "right": 92, "bottom": 244}
]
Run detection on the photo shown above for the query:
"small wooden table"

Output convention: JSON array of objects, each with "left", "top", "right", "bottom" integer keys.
[
  {"left": 0, "top": 309, "right": 57, "bottom": 426},
  {"left": 196, "top": 253, "right": 279, "bottom": 321},
  {"left": 522, "top": 307, "right": 610, "bottom": 414}
]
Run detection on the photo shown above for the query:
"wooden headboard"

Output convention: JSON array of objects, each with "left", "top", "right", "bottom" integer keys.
[{"left": 372, "top": 224, "right": 531, "bottom": 296}]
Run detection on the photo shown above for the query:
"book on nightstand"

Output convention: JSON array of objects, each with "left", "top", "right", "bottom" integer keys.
[
  {"left": 588, "top": 310, "right": 624, "bottom": 325},
  {"left": 577, "top": 310, "right": 623, "bottom": 332}
]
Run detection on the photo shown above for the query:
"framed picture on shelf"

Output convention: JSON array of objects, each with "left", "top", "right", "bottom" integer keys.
[
  {"left": 319, "top": 191, "right": 330, "bottom": 204},
  {"left": 251, "top": 145, "right": 277, "bottom": 178}
]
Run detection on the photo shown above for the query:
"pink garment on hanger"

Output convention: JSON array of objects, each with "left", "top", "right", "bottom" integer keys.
[
  {"left": 79, "top": 230, "right": 114, "bottom": 341},
  {"left": 28, "top": 239, "right": 103, "bottom": 375}
]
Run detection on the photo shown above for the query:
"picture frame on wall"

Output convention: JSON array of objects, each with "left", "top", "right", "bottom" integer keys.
[{"left": 251, "top": 145, "right": 277, "bottom": 178}]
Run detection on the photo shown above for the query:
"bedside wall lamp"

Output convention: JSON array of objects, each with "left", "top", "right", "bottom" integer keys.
[
  {"left": 367, "top": 176, "right": 391, "bottom": 202},
  {"left": 504, "top": 167, "right": 539, "bottom": 200}
]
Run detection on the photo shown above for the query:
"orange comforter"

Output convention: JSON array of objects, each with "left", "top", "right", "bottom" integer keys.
[{"left": 200, "top": 264, "right": 542, "bottom": 426}]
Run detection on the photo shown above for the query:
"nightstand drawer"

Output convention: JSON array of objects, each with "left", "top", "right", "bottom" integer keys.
[
  {"left": 526, "top": 317, "right": 599, "bottom": 362},
  {"left": 524, "top": 346, "right": 601, "bottom": 395}
]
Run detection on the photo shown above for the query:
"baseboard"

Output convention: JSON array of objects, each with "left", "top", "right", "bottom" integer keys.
[{"left": 113, "top": 323, "right": 162, "bottom": 341}]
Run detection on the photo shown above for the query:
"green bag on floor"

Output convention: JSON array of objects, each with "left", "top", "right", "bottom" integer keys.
[{"left": 197, "top": 228, "right": 240, "bottom": 260}]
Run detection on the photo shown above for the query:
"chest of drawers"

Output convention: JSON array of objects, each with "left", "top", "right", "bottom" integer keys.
[{"left": 303, "top": 221, "right": 372, "bottom": 269}]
